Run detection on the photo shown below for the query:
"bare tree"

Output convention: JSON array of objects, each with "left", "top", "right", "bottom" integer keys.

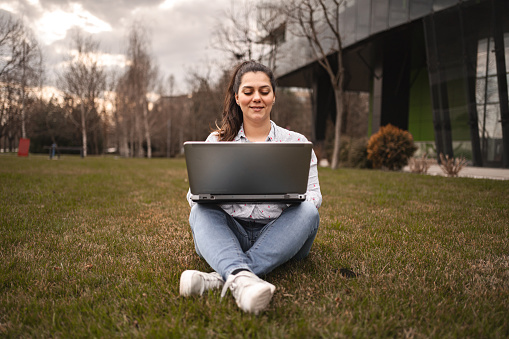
[
  {"left": 59, "top": 30, "right": 106, "bottom": 157},
  {"left": 122, "top": 22, "right": 158, "bottom": 158},
  {"left": 18, "top": 26, "right": 44, "bottom": 139},
  {"left": 0, "top": 13, "right": 43, "bottom": 150},
  {"left": 0, "top": 14, "right": 23, "bottom": 149},
  {"left": 255, "top": 1, "right": 287, "bottom": 71},
  {"left": 0, "top": 74, "right": 19, "bottom": 151},
  {"left": 114, "top": 74, "right": 131, "bottom": 157},
  {"left": 212, "top": 0, "right": 258, "bottom": 61},
  {"left": 0, "top": 14, "right": 22, "bottom": 151},
  {"left": 166, "top": 74, "right": 175, "bottom": 157},
  {"left": 186, "top": 69, "right": 224, "bottom": 141},
  {"left": 0, "top": 13, "right": 23, "bottom": 79},
  {"left": 287, "top": 0, "right": 346, "bottom": 169},
  {"left": 212, "top": 0, "right": 286, "bottom": 70}
]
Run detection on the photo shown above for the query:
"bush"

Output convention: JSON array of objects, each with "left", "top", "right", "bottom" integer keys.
[
  {"left": 367, "top": 124, "right": 417, "bottom": 171},
  {"left": 338, "top": 136, "right": 371, "bottom": 169},
  {"left": 348, "top": 137, "right": 371, "bottom": 169},
  {"left": 438, "top": 153, "right": 467, "bottom": 177},
  {"left": 408, "top": 153, "right": 436, "bottom": 174}
]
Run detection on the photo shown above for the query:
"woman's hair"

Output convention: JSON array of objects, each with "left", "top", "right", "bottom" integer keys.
[{"left": 215, "top": 60, "right": 277, "bottom": 141}]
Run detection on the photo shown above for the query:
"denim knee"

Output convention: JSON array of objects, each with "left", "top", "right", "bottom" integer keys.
[{"left": 298, "top": 201, "right": 320, "bottom": 232}]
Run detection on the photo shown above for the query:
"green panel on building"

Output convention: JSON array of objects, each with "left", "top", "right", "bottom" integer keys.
[{"left": 408, "top": 67, "right": 435, "bottom": 142}]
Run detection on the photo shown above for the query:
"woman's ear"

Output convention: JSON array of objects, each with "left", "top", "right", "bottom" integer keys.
[{"left": 235, "top": 93, "right": 239, "bottom": 105}]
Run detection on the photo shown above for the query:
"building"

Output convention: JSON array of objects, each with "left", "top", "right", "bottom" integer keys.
[{"left": 275, "top": 0, "right": 509, "bottom": 168}]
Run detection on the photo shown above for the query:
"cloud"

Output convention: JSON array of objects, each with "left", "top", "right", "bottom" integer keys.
[
  {"left": 36, "top": 4, "right": 112, "bottom": 44},
  {"left": 1, "top": 0, "right": 233, "bottom": 92}
]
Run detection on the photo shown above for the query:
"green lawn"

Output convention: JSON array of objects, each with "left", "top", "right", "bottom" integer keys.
[{"left": 1, "top": 154, "right": 508, "bottom": 338}]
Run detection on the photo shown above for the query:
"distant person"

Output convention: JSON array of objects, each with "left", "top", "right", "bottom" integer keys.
[
  {"left": 179, "top": 60, "right": 322, "bottom": 314},
  {"left": 50, "top": 143, "right": 57, "bottom": 159}
]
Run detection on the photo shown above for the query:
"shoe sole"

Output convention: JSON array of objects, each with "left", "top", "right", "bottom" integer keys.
[
  {"left": 179, "top": 270, "right": 199, "bottom": 297},
  {"left": 240, "top": 283, "right": 275, "bottom": 315}
]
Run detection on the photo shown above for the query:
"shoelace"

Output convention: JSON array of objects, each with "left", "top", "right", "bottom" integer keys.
[
  {"left": 203, "top": 272, "right": 222, "bottom": 282},
  {"left": 220, "top": 278, "right": 234, "bottom": 298},
  {"left": 220, "top": 272, "right": 263, "bottom": 298}
]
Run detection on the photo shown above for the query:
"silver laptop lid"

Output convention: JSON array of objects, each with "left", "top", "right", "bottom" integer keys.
[{"left": 184, "top": 141, "right": 312, "bottom": 200}]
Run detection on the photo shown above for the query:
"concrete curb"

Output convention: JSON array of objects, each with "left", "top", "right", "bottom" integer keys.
[{"left": 403, "top": 164, "right": 509, "bottom": 181}]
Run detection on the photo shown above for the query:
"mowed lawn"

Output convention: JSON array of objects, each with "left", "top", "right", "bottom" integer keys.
[{"left": 1, "top": 154, "right": 508, "bottom": 338}]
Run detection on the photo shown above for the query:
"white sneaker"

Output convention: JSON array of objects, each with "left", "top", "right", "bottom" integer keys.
[
  {"left": 221, "top": 271, "right": 275, "bottom": 315},
  {"left": 179, "top": 270, "right": 224, "bottom": 296}
]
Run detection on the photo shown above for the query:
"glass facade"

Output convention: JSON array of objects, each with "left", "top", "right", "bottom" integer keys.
[
  {"left": 476, "top": 35, "right": 508, "bottom": 165},
  {"left": 342, "top": 0, "right": 461, "bottom": 48},
  {"left": 277, "top": 0, "right": 509, "bottom": 167},
  {"left": 422, "top": 0, "right": 509, "bottom": 166},
  {"left": 410, "top": 0, "right": 432, "bottom": 20},
  {"left": 277, "top": 0, "right": 461, "bottom": 78}
]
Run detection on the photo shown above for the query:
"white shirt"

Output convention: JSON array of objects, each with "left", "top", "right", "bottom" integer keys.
[{"left": 187, "top": 120, "right": 322, "bottom": 221}]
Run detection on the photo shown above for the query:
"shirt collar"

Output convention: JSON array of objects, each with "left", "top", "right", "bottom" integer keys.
[{"left": 234, "top": 121, "right": 276, "bottom": 142}]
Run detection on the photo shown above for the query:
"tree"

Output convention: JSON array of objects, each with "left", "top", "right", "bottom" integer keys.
[
  {"left": 255, "top": 1, "right": 287, "bottom": 72},
  {"left": 287, "top": 0, "right": 347, "bottom": 169},
  {"left": 27, "top": 96, "right": 77, "bottom": 153},
  {"left": 212, "top": 0, "right": 286, "bottom": 70},
  {"left": 212, "top": 0, "right": 259, "bottom": 62},
  {"left": 114, "top": 73, "right": 133, "bottom": 157},
  {"left": 18, "top": 26, "right": 44, "bottom": 139},
  {"left": 166, "top": 74, "right": 175, "bottom": 157},
  {"left": 0, "top": 13, "right": 23, "bottom": 79},
  {"left": 0, "top": 13, "right": 43, "bottom": 149},
  {"left": 186, "top": 69, "right": 224, "bottom": 141},
  {"left": 59, "top": 30, "right": 106, "bottom": 157},
  {"left": 119, "top": 22, "right": 158, "bottom": 158}
]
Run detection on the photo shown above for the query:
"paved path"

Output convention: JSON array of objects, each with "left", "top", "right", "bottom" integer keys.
[{"left": 403, "top": 164, "right": 509, "bottom": 181}]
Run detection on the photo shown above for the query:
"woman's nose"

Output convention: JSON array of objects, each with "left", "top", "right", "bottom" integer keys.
[{"left": 252, "top": 91, "right": 261, "bottom": 101}]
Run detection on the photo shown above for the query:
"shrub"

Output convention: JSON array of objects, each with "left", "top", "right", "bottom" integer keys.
[
  {"left": 438, "top": 153, "right": 467, "bottom": 177},
  {"left": 367, "top": 124, "right": 417, "bottom": 171},
  {"left": 338, "top": 136, "right": 371, "bottom": 169},
  {"left": 348, "top": 137, "right": 371, "bottom": 169},
  {"left": 408, "top": 153, "right": 436, "bottom": 174}
]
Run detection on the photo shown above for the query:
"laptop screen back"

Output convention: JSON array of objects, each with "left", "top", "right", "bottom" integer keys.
[{"left": 184, "top": 142, "right": 312, "bottom": 197}]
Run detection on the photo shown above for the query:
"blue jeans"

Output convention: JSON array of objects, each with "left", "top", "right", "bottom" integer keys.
[{"left": 189, "top": 201, "right": 320, "bottom": 280}]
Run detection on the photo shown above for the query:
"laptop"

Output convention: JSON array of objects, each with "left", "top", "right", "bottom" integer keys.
[{"left": 184, "top": 141, "right": 312, "bottom": 203}]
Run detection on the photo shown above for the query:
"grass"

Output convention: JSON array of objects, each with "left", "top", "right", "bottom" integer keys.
[{"left": 1, "top": 154, "right": 508, "bottom": 338}]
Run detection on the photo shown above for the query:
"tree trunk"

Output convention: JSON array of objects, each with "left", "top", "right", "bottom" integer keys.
[
  {"left": 129, "top": 111, "right": 135, "bottom": 157},
  {"left": 142, "top": 100, "right": 151, "bottom": 158},
  {"left": 135, "top": 109, "right": 144, "bottom": 158},
  {"left": 21, "top": 81, "right": 26, "bottom": 139},
  {"left": 21, "top": 41, "right": 27, "bottom": 139},
  {"left": 21, "top": 88, "right": 26, "bottom": 139},
  {"left": 120, "top": 114, "right": 129, "bottom": 157},
  {"left": 81, "top": 106, "right": 87, "bottom": 157},
  {"left": 167, "top": 116, "right": 171, "bottom": 158},
  {"left": 330, "top": 86, "right": 344, "bottom": 169}
]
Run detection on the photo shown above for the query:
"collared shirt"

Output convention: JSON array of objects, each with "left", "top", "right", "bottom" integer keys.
[{"left": 186, "top": 120, "right": 322, "bottom": 221}]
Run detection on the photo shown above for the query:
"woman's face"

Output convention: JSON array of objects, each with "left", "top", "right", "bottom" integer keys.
[{"left": 235, "top": 71, "right": 275, "bottom": 126}]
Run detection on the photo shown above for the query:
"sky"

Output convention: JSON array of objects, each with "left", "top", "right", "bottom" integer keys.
[{"left": 0, "top": 0, "right": 235, "bottom": 94}]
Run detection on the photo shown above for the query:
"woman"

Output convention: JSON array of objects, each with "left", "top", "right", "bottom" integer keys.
[{"left": 180, "top": 60, "right": 321, "bottom": 315}]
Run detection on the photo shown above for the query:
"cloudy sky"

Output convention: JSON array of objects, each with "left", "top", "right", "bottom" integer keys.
[{"left": 0, "top": 0, "right": 235, "bottom": 94}]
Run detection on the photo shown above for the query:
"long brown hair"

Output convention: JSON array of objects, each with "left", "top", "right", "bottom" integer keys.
[{"left": 215, "top": 60, "right": 277, "bottom": 141}]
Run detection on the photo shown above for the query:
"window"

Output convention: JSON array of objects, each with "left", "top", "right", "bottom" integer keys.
[
  {"left": 410, "top": 0, "right": 432, "bottom": 20},
  {"left": 476, "top": 36, "right": 507, "bottom": 164},
  {"left": 389, "top": 0, "right": 409, "bottom": 27},
  {"left": 371, "top": 0, "right": 389, "bottom": 34}
]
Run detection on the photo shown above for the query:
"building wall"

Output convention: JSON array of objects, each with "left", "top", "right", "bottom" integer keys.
[
  {"left": 422, "top": 0, "right": 509, "bottom": 166},
  {"left": 276, "top": 0, "right": 463, "bottom": 79},
  {"left": 408, "top": 67, "right": 434, "bottom": 142},
  {"left": 277, "top": 0, "right": 509, "bottom": 168}
]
